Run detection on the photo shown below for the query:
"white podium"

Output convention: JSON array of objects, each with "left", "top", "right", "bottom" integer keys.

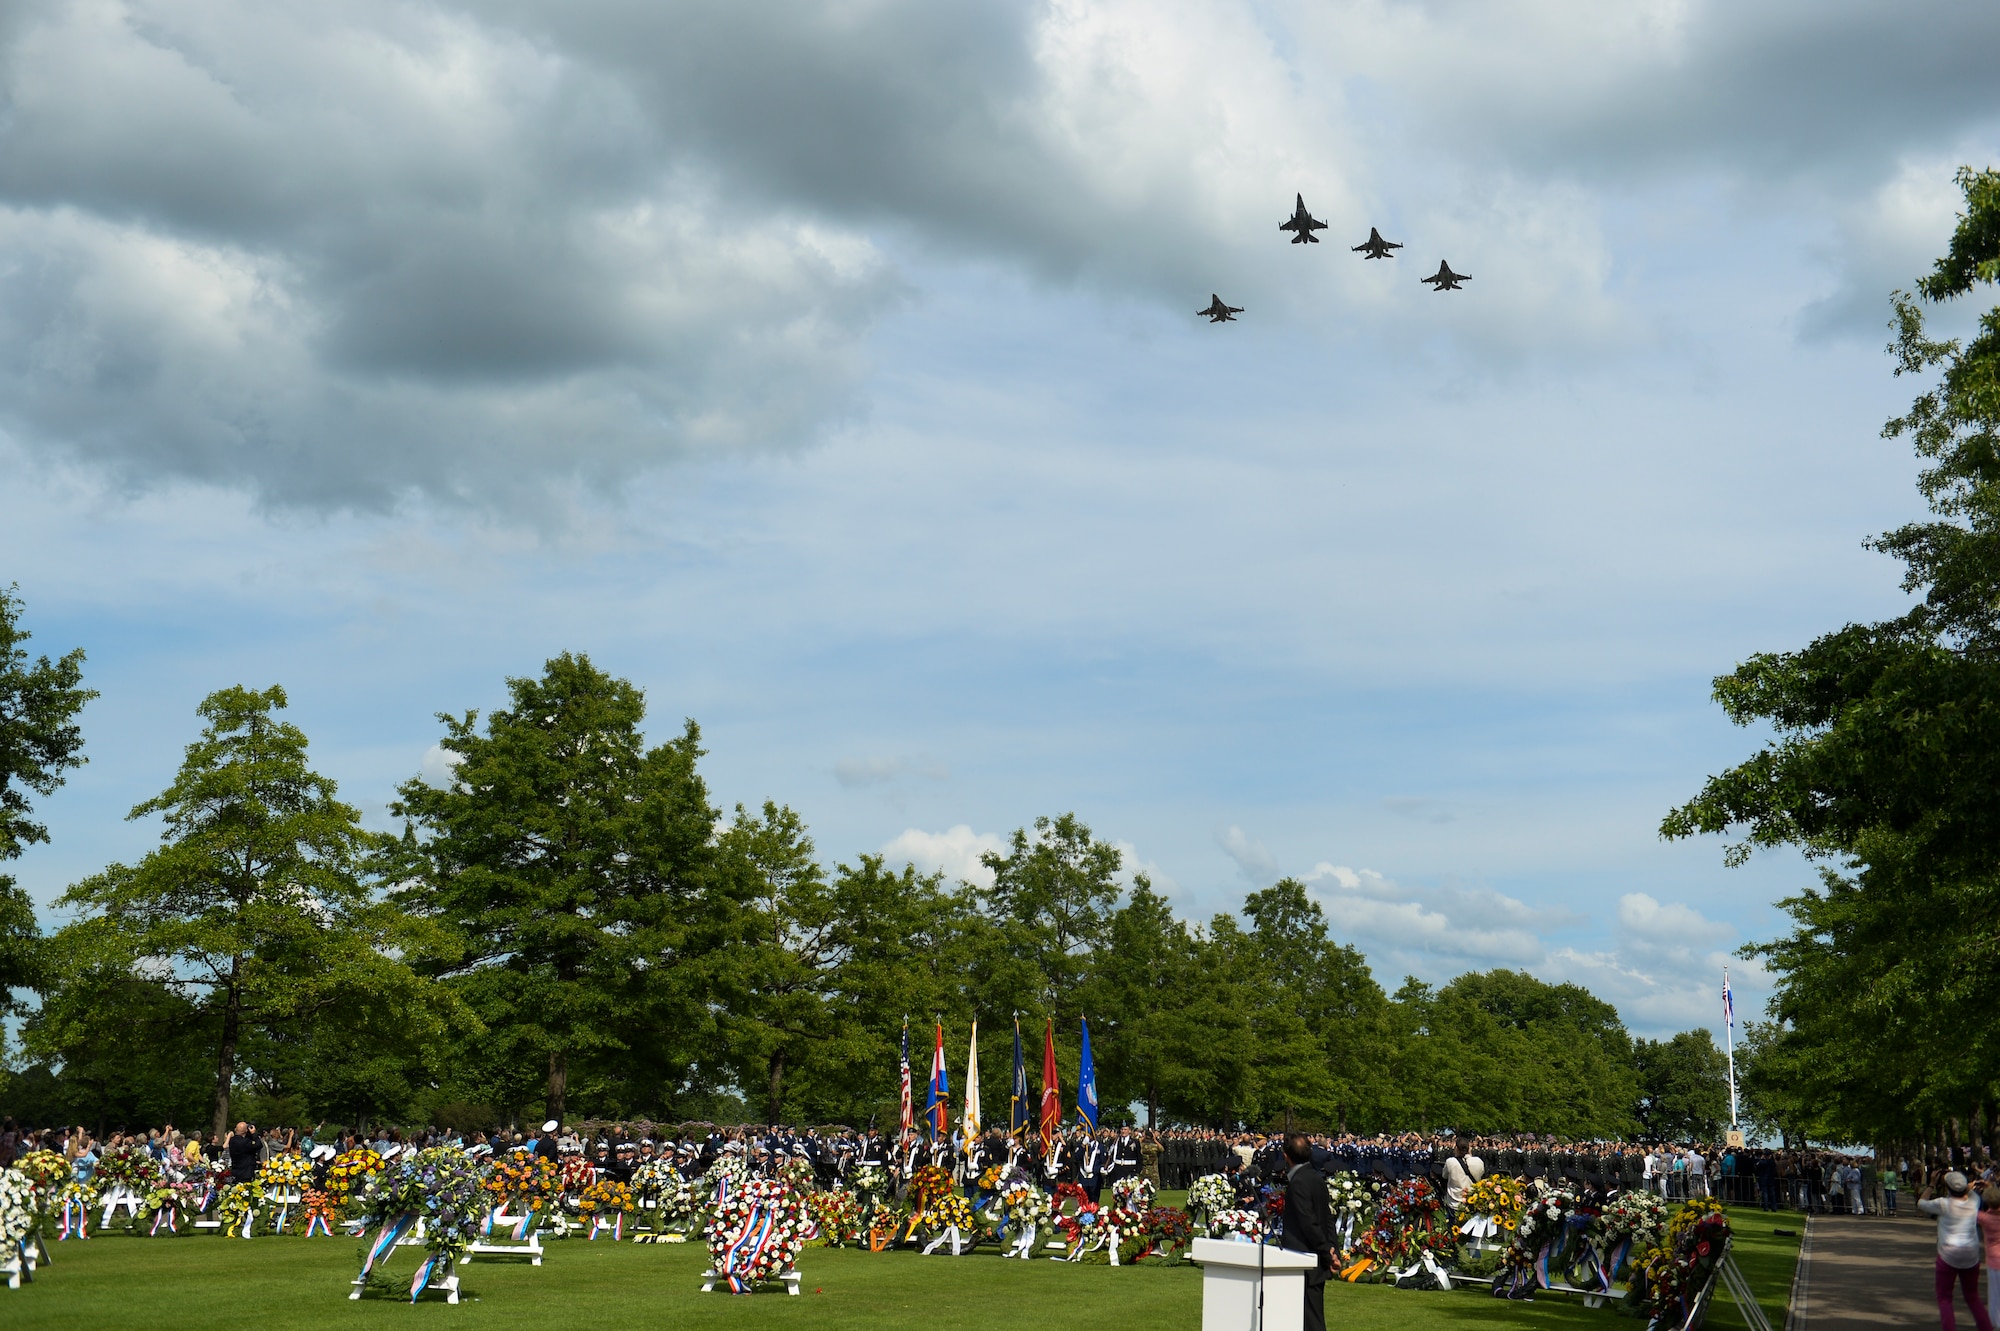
[{"left": 1190, "top": 1238, "right": 1320, "bottom": 1331}]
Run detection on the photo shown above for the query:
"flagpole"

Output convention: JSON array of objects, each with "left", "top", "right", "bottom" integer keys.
[{"left": 1724, "top": 968, "right": 1739, "bottom": 1130}]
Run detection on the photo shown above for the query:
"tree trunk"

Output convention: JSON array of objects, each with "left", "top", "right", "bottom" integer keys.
[
  {"left": 1147, "top": 1080, "right": 1158, "bottom": 1131},
  {"left": 546, "top": 1049, "right": 568, "bottom": 1124},
  {"left": 767, "top": 1049, "right": 787, "bottom": 1127},
  {"left": 210, "top": 959, "right": 243, "bottom": 1141}
]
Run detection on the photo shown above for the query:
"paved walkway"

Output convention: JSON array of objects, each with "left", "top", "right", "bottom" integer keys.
[{"left": 1793, "top": 1213, "right": 1976, "bottom": 1330}]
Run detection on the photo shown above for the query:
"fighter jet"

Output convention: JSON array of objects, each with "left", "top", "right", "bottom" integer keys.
[
  {"left": 1420, "top": 261, "right": 1470, "bottom": 291},
  {"left": 1352, "top": 227, "right": 1402, "bottom": 260},
  {"left": 1199, "top": 294, "right": 1243, "bottom": 323},
  {"left": 1279, "top": 194, "right": 1326, "bottom": 244}
]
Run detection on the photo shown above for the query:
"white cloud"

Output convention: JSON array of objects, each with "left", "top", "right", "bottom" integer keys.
[
  {"left": 1113, "top": 839, "right": 1181, "bottom": 898},
  {"left": 834, "top": 755, "right": 950, "bottom": 788},
  {"left": 1217, "top": 824, "right": 1279, "bottom": 885},
  {"left": 881, "top": 824, "right": 1006, "bottom": 889},
  {"left": 1616, "top": 891, "right": 1735, "bottom": 949},
  {"left": 1291, "top": 860, "right": 1761, "bottom": 1038},
  {"left": 419, "top": 742, "right": 463, "bottom": 789},
  {"left": 1303, "top": 863, "right": 1548, "bottom": 965},
  {"left": 25, "top": 0, "right": 1990, "bottom": 506}
]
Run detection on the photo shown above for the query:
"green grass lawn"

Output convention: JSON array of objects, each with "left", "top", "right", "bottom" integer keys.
[{"left": 0, "top": 1203, "right": 1799, "bottom": 1331}]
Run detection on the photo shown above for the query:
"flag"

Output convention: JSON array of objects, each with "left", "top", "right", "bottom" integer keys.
[
  {"left": 898, "top": 1019, "right": 913, "bottom": 1143},
  {"left": 926, "top": 1020, "right": 950, "bottom": 1141},
  {"left": 1722, "top": 972, "right": 1734, "bottom": 1030},
  {"left": 1077, "top": 1016, "right": 1099, "bottom": 1131},
  {"left": 1009, "top": 1017, "right": 1030, "bottom": 1137},
  {"left": 962, "top": 1019, "right": 981, "bottom": 1149},
  {"left": 1039, "top": 1018, "right": 1062, "bottom": 1151}
]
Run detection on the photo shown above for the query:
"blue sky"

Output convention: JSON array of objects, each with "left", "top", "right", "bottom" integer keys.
[{"left": 4, "top": 0, "right": 1998, "bottom": 1047}]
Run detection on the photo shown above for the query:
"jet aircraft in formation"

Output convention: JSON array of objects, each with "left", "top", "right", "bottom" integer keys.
[
  {"left": 1198, "top": 294, "right": 1243, "bottom": 323},
  {"left": 1202, "top": 193, "right": 1464, "bottom": 322},
  {"left": 1279, "top": 193, "right": 1326, "bottom": 244},
  {"left": 1420, "top": 260, "right": 1470, "bottom": 291},
  {"left": 1352, "top": 227, "right": 1402, "bottom": 260}
]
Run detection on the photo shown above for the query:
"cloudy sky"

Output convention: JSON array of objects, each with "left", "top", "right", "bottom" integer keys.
[{"left": 5, "top": 0, "right": 1999, "bottom": 1044}]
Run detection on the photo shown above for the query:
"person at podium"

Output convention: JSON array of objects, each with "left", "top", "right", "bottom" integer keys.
[{"left": 1281, "top": 1133, "right": 1335, "bottom": 1331}]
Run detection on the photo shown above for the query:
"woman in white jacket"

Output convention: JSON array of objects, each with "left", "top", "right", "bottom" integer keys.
[{"left": 1918, "top": 1172, "right": 1993, "bottom": 1331}]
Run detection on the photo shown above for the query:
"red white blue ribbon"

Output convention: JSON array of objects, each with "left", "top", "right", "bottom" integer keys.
[{"left": 720, "top": 1205, "right": 778, "bottom": 1293}]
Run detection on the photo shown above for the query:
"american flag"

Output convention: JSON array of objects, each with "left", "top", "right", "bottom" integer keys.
[{"left": 898, "top": 1020, "right": 914, "bottom": 1142}]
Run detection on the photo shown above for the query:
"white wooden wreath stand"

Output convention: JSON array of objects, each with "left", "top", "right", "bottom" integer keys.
[
  {"left": 464, "top": 1208, "right": 544, "bottom": 1266},
  {"left": 701, "top": 1265, "right": 802, "bottom": 1296},
  {"left": 99, "top": 1186, "right": 143, "bottom": 1227}
]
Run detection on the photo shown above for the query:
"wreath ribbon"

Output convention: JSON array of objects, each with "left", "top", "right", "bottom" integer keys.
[
  {"left": 361, "top": 1212, "right": 418, "bottom": 1278},
  {"left": 304, "top": 1195, "right": 338, "bottom": 1238},
  {"left": 409, "top": 1254, "right": 448, "bottom": 1302},
  {"left": 720, "top": 1204, "right": 778, "bottom": 1293}
]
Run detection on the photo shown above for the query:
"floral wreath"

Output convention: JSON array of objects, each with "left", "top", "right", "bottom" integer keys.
[
  {"left": 1594, "top": 1188, "right": 1667, "bottom": 1253},
  {"left": 906, "top": 1165, "right": 954, "bottom": 1211},
  {"left": 13, "top": 1150, "right": 72, "bottom": 1210},
  {"left": 559, "top": 1155, "right": 598, "bottom": 1196},
  {"left": 357, "top": 1146, "right": 487, "bottom": 1264},
  {"left": 138, "top": 1179, "right": 197, "bottom": 1220},
  {"left": 1110, "top": 1176, "right": 1156, "bottom": 1211},
  {"left": 1343, "top": 1176, "right": 1454, "bottom": 1284},
  {"left": 704, "top": 1177, "right": 808, "bottom": 1293},
  {"left": 1459, "top": 1175, "right": 1524, "bottom": 1233},
  {"left": 1208, "top": 1207, "right": 1264, "bottom": 1241},
  {"left": 627, "top": 1159, "right": 677, "bottom": 1199},
  {"left": 216, "top": 1181, "right": 264, "bottom": 1237},
  {"left": 848, "top": 1164, "right": 890, "bottom": 1204},
  {"left": 1186, "top": 1174, "right": 1235, "bottom": 1223},
  {"left": 256, "top": 1153, "right": 314, "bottom": 1196},
  {"left": 776, "top": 1157, "right": 817, "bottom": 1193},
  {"left": 0, "top": 1169, "right": 38, "bottom": 1247},
  {"left": 94, "top": 1144, "right": 163, "bottom": 1194},
  {"left": 1141, "top": 1205, "right": 1196, "bottom": 1261},
  {"left": 325, "top": 1148, "right": 386, "bottom": 1204},
  {"left": 805, "top": 1188, "right": 864, "bottom": 1247},
  {"left": 1002, "top": 1181, "right": 1054, "bottom": 1227},
  {"left": 701, "top": 1154, "right": 748, "bottom": 1207},
  {"left": 911, "top": 1189, "right": 978, "bottom": 1238},
  {"left": 486, "top": 1151, "right": 560, "bottom": 1212},
  {"left": 579, "top": 1178, "right": 636, "bottom": 1215},
  {"left": 1635, "top": 1197, "right": 1730, "bottom": 1322}
]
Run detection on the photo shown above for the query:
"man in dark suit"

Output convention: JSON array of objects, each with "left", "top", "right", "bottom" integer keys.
[{"left": 1281, "top": 1133, "right": 1335, "bottom": 1331}]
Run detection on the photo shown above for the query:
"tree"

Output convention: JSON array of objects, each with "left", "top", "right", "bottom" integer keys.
[
  {"left": 715, "top": 801, "right": 844, "bottom": 1125},
  {"left": 0, "top": 586, "right": 96, "bottom": 1018},
  {"left": 390, "top": 653, "right": 728, "bottom": 1123},
  {"left": 1663, "top": 167, "right": 2000, "bottom": 1148},
  {"left": 15, "top": 956, "right": 216, "bottom": 1134},
  {"left": 1242, "top": 879, "right": 1395, "bottom": 1131},
  {"left": 55, "top": 685, "right": 404, "bottom": 1138},
  {"left": 1632, "top": 1030, "right": 1730, "bottom": 1142},
  {"left": 979, "top": 813, "right": 1122, "bottom": 1021},
  {"left": 1383, "top": 970, "right": 1640, "bottom": 1137}
]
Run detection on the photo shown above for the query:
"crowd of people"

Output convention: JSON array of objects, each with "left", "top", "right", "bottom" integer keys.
[{"left": 0, "top": 1113, "right": 1905, "bottom": 1221}]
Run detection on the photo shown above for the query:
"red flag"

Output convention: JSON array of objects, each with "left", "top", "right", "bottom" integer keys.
[{"left": 1039, "top": 1018, "right": 1062, "bottom": 1151}]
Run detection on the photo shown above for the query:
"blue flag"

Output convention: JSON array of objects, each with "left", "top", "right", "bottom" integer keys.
[
  {"left": 1010, "top": 1017, "right": 1030, "bottom": 1135},
  {"left": 1077, "top": 1016, "right": 1099, "bottom": 1130}
]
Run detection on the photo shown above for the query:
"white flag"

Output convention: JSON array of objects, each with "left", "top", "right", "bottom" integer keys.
[{"left": 962, "top": 1019, "right": 981, "bottom": 1149}]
